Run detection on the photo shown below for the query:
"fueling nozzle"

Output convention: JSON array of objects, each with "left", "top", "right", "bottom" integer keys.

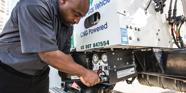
[{"left": 97, "top": 69, "right": 109, "bottom": 83}]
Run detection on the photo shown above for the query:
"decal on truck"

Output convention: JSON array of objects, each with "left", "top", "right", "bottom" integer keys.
[
  {"left": 80, "top": 22, "right": 108, "bottom": 38},
  {"left": 120, "top": 28, "right": 128, "bottom": 44},
  {"left": 88, "top": 0, "right": 111, "bottom": 15},
  {"left": 80, "top": 40, "right": 110, "bottom": 50}
]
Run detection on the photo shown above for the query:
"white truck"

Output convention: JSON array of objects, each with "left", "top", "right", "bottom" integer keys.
[{"left": 52, "top": 0, "right": 186, "bottom": 93}]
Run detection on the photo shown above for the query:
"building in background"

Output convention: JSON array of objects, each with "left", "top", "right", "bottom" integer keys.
[{"left": 0, "top": 0, "right": 9, "bottom": 32}]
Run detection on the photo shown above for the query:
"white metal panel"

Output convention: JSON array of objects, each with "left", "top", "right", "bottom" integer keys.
[
  {"left": 74, "top": 0, "right": 186, "bottom": 51},
  {"left": 117, "top": 0, "right": 173, "bottom": 47}
]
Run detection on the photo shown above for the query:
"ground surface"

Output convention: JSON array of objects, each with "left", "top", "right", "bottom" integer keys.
[{"left": 113, "top": 80, "right": 183, "bottom": 93}]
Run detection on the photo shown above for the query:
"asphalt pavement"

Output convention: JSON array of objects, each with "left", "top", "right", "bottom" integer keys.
[{"left": 113, "top": 80, "right": 183, "bottom": 93}]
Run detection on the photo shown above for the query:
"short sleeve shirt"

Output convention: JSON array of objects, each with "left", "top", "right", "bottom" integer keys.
[{"left": 0, "top": 0, "right": 73, "bottom": 75}]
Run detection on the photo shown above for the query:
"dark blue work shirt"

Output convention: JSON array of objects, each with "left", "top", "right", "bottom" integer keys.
[{"left": 0, "top": 0, "right": 73, "bottom": 75}]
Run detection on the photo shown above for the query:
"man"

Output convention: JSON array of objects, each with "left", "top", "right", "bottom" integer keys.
[{"left": 0, "top": 0, "right": 100, "bottom": 93}]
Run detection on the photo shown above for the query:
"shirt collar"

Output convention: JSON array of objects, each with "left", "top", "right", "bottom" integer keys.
[{"left": 53, "top": 0, "right": 59, "bottom": 16}]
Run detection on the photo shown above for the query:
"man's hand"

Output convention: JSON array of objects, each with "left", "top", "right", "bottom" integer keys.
[{"left": 80, "top": 70, "right": 100, "bottom": 87}]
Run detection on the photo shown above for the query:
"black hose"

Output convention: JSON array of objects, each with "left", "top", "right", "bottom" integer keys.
[
  {"left": 168, "top": 0, "right": 173, "bottom": 22},
  {"left": 171, "top": 24, "right": 180, "bottom": 48},
  {"left": 173, "top": 0, "right": 177, "bottom": 18},
  {"left": 178, "top": 23, "right": 185, "bottom": 48},
  {"left": 145, "top": 0, "right": 153, "bottom": 11}
]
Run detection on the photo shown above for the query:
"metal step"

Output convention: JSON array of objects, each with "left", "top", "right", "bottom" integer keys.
[{"left": 49, "top": 87, "right": 66, "bottom": 93}]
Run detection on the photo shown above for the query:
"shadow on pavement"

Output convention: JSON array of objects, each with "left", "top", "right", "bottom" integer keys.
[{"left": 161, "top": 91, "right": 178, "bottom": 93}]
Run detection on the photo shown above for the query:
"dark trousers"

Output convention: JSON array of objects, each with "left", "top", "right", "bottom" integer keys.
[{"left": 0, "top": 61, "right": 49, "bottom": 93}]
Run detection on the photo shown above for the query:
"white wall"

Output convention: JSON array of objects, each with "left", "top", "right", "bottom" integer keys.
[{"left": 0, "top": 0, "right": 19, "bottom": 33}]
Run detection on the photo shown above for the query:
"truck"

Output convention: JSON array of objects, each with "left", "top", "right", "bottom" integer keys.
[{"left": 50, "top": 0, "right": 186, "bottom": 93}]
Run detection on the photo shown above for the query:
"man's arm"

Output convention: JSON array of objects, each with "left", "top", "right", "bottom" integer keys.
[{"left": 39, "top": 50, "right": 100, "bottom": 87}]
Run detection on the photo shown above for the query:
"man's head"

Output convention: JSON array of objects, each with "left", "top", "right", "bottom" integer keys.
[{"left": 58, "top": 0, "right": 89, "bottom": 25}]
